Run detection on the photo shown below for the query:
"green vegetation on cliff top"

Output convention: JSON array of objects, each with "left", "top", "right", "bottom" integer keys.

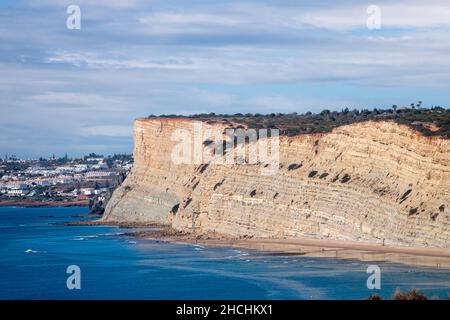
[{"left": 149, "top": 106, "right": 450, "bottom": 138}]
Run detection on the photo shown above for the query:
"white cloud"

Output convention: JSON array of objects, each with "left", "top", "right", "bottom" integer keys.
[
  {"left": 255, "top": 1, "right": 450, "bottom": 30},
  {"left": 249, "top": 95, "right": 298, "bottom": 111},
  {"left": 29, "top": 92, "right": 126, "bottom": 110},
  {"left": 139, "top": 13, "right": 242, "bottom": 26},
  {"left": 80, "top": 125, "right": 133, "bottom": 137},
  {"left": 137, "top": 2, "right": 450, "bottom": 35},
  {"left": 45, "top": 52, "right": 198, "bottom": 70},
  {"left": 28, "top": 0, "right": 142, "bottom": 9}
]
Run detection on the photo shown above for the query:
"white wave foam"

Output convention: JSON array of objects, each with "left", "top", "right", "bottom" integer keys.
[
  {"left": 25, "top": 248, "right": 46, "bottom": 254},
  {"left": 97, "top": 232, "right": 125, "bottom": 237},
  {"left": 225, "top": 251, "right": 250, "bottom": 259}
]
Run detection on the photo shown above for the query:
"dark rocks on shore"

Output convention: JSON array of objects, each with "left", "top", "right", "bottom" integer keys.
[{"left": 88, "top": 192, "right": 111, "bottom": 215}]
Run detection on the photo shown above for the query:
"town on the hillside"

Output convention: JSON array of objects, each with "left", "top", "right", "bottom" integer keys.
[{"left": 0, "top": 153, "right": 133, "bottom": 212}]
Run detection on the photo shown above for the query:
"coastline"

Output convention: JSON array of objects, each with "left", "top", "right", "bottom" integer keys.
[
  {"left": 71, "top": 219, "right": 450, "bottom": 269},
  {"left": 140, "top": 230, "right": 450, "bottom": 269},
  {"left": 0, "top": 200, "right": 89, "bottom": 208}
]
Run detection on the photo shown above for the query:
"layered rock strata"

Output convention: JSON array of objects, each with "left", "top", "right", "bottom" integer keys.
[{"left": 103, "top": 118, "right": 450, "bottom": 247}]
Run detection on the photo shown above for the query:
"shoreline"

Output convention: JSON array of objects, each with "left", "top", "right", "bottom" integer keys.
[
  {"left": 72, "top": 220, "right": 450, "bottom": 269},
  {"left": 0, "top": 200, "right": 89, "bottom": 208}
]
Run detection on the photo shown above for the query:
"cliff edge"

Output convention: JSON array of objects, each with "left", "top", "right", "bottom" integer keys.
[{"left": 103, "top": 118, "right": 450, "bottom": 247}]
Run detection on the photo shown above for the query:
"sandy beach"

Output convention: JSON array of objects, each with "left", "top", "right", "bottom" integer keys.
[{"left": 124, "top": 226, "right": 450, "bottom": 269}]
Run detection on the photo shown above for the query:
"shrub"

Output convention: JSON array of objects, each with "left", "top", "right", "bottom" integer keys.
[
  {"left": 198, "top": 164, "right": 209, "bottom": 174},
  {"left": 399, "top": 189, "right": 412, "bottom": 203},
  {"left": 183, "top": 198, "right": 192, "bottom": 208},
  {"left": 319, "top": 172, "right": 329, "bottom": 179},
  {"left": 308, "top": 171, "right": 318, "bottom": 178},
  {"left": 213, "top": 180, "right": 224, "bottom": 191},
  {"left": 393, "top": 289, "right": 428, "bottom": 300},
  {"left": 170, "top": 203, "right": 180, "bottom": 214},
  {"left": 288, "top": 163, "right": 302, "bottom": 171},
  {"left": 203, "top": 139, "right": 214, "bottom": 146},
  {"left": 158, "top": 107, "right": 450, "bottom": 139}
]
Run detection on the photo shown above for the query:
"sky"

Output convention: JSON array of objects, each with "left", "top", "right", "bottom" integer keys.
[{"left": 1, "top": 0, "right": 450, "bottom": 158}]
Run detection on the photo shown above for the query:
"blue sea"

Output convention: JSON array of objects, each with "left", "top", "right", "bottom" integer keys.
[{"left": 1, "top": 206, "right": 450, "bottom": 300}]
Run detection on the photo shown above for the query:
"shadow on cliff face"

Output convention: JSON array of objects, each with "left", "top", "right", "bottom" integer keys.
[{"left": 89, "top": 171, "right": 128, "bottom": 215}]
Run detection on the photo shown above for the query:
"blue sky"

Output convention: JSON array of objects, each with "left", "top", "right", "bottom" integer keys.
[{"left": 1, "top": 0, "right": 450, "bottom": 157}]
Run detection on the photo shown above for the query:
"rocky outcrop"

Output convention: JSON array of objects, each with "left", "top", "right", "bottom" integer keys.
[{"left": 103, "top": 118, "right": 450, "bottom": 247}]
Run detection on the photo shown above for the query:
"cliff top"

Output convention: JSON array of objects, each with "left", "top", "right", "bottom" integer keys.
[{"left": 145, "top": 106, "right": 450, "bottom": 139}]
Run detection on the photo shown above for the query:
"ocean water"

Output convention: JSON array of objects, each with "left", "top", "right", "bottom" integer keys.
[{"left": 1, "top": 206, "right": 450, "bottom": 300}]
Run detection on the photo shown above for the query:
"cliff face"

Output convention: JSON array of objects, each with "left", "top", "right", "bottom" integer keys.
[{"left": 103, "top": 118, "right": 450, "bottom": 247}]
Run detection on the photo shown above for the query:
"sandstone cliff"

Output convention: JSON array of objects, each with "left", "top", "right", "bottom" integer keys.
[{"left": 103, "top": 118, "right": 450, "bottom": 247}]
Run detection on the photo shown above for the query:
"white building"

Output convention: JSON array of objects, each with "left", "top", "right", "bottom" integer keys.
[
  {"left": 73, "top": 164, "right": 89, "bottom": 172},
  {"left": 7, "top": 188, "right": 29, "bottom": 196},
  {"left": 31, "top": 179, "right": 52, "bottom": 187},
  {"left": 55, "top": 166, "right": 74, "bottom": 173},
  {"left": 121, "top": 163, "right": 133, "bottom": 170},
  {"left": 51, "top": 175, "right": 74, "bottom": 185},
  {"left": 5, "top": 182, "right": 29, "bottom": 190},
  {"left": 94, "top": 188, "right": 109, "bottom": 195},
  {"left": 80, "top": 188, "right": 94, "bottom": 196},
  {"left": 92, "top": 163, "right": 108, "bottom": 170},
  {"left": 85, "top": 171, "right": 116, "bottom": 179}
]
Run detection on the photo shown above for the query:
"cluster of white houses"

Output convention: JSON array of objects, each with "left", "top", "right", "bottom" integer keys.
[
  {"left": 0, "top": 180, "right": 112, "bottom": 197},
  {"left": 0, "top": 182, "right": 30, "bottom": 196},
  {"left": 0, "top": 167, "right": 118, "bottom": 197},
  {"left": 24, "top": 163, "right": 112, "bottom": 176},
  {"left": 0, "top": 157, "right": 133, "bottom": 198}
]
